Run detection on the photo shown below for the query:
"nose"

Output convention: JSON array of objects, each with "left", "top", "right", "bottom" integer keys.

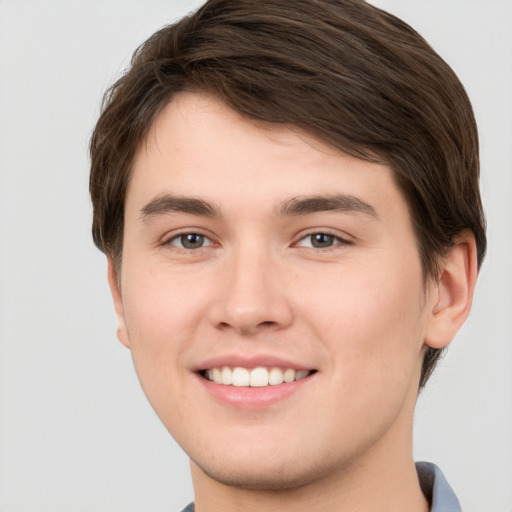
[{"left": 208, "top": 244, "right": 294, "bottom": 335}]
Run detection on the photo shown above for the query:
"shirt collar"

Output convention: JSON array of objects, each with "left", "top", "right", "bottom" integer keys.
[{"left": 416, "top": 461, "right": 462, "bottom": 512}]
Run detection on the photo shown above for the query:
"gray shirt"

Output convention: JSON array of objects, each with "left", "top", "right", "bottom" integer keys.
[{"left": 180, "top": 461, "right": 461, "bottom": 512}]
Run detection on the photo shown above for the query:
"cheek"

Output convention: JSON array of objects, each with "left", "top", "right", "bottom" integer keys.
[
  {"left": 119, "top": 263, "right": 212, "bottom": 392},
  {"left": 123, "top": 259, "right": 211, "bottom": 335},
  {"left": 299, "top": 258, "right": 426, "bottom": 389}
]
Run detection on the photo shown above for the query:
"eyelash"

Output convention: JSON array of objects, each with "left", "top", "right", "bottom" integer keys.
[
  {"left": 294, "top": 231, "right": 352, "bottom": 250},
  {"left": 165, "top": 232, "right": 214, "bottom": 250}
]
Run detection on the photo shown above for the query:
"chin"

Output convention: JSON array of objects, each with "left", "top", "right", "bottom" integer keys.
[{"left": 190, "top": 450, "right": 343, "bottom": 491}]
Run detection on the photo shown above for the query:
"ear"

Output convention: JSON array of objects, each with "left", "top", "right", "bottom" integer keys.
[
  {"left": 107, "top": 255, "right": 131, "bottom": 349},
  {"left": 424, "top": 232, "right": 478, "bottom": 349}
]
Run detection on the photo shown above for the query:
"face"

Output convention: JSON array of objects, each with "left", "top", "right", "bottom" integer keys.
[{"left": 114, "top": 92, "right": 435, "bottom": 490}]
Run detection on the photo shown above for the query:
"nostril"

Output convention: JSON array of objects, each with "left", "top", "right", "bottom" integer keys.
[{"left": 216, "top": 319, "right": 279, "bottom": 334}]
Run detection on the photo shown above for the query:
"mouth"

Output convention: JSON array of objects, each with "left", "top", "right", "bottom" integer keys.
[{"left": 200, "top": 366, "right": 316, "bottom": 387}]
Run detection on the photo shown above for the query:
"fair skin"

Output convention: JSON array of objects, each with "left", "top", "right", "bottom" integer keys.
[{"left": 108, "top": 92, "right": 477, "bottom": 512}]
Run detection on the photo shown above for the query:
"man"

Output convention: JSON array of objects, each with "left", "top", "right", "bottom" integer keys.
[{"left": 89, "top": 1, "right": 486, "bottom": 510}]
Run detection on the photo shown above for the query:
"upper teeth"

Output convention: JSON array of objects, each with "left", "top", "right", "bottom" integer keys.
[{"left": 206, "top": 367, "right": 311, "bottom": 387}]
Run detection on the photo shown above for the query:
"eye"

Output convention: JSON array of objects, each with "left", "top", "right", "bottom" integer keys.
[
  {"left": 168, "top": 233, "right": 212, "bottom": 249},
  {"left": 296, "top": 232, "right": 348, "bottom": 249}
]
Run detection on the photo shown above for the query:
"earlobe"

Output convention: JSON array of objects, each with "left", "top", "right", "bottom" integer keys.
[
  {"left": 424, "top": 233, "right": 478, "bottom": 349},
  {"left": 107, "top": 255, "right": 131, "bottom": 349}
]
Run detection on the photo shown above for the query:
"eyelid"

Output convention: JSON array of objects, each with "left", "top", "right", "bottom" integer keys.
[
  {"left": 161, "top": 229, "right": 217, "bottom": 248},
  {"left": 293, "top": 229, "right": 353, "bottom": 248},
  {"left": 171, "top": 234, "right": 213, "bottom": 249}
]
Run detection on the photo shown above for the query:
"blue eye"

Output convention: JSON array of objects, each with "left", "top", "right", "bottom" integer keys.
[
  {"left": 169, "top": 233, "right": 212, "bottom": 249},
  {"left": 297, "top": 233, "right": 347, "bottom": 249}
]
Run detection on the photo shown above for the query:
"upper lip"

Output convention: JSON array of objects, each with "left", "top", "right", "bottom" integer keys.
[{"left": 193, "top": 354, "right": 315, "bottom": 372}]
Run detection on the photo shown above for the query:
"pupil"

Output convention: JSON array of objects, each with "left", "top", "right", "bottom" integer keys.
[
  {"left": 182, "top": 234, "right": 203, "bottom": 249},
  {"left": 312, "top": 233, "right": 333, "bottom": 248}
]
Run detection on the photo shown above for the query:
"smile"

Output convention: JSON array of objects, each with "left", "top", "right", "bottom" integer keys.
[{"left": 202, "top": 366, "right": 314, "bottom": 387}]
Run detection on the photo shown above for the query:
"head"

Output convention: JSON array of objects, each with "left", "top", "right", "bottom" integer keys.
[
  {"left": 90, "top": 0, "right": 486, "bottom": 490},
  {"left": 90, "top": 0, "right": 486, "bottom": 390}
]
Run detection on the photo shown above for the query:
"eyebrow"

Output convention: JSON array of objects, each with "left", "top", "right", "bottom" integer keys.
[
  {"left": 276, "top": 194, "right": 378, "bottom": 218},
  {"left": 140, "top": 194, "right": 221, "bottom": 220},
  {"left": 139, "top": 193, "right": 378, "bottom": 221}
]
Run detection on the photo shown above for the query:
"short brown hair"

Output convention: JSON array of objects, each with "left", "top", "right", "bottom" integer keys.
[{"left": 90, "top": 0, "right": 486, "bottom": 387}]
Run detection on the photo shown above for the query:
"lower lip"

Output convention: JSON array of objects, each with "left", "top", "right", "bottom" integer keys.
[{"left": 196, "top": 373, "right": 314, "bottom": 409}]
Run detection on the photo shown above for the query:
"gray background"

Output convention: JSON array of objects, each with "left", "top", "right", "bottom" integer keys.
[{"left": 0, "top": 1, "right": 510, "bottom": 511}]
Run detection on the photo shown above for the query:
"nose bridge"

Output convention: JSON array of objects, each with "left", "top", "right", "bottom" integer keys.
[{"left": 211, "top": 238, "right": 292, "bottom": 333}]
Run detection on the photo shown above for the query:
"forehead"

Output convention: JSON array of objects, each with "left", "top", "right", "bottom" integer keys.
[
  {"left": 137, "top": 92, "right": 348, "bottom": 179},
  {"left": 128, "top": 92, "right": 407, "bottom": 221}
]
